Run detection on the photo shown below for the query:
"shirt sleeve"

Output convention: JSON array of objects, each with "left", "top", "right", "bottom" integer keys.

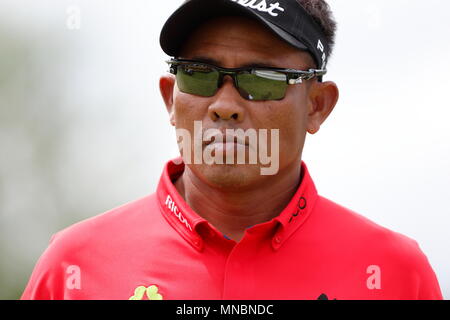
[
  {"left": 20, "top": 232, "right": 65, "bottom": 300},
  {"left": 413, "top": 240, "right": 443, "bottom": 300}
]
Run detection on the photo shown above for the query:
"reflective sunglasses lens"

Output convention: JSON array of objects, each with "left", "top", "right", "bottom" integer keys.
[
  {"left": 237, "top": 70, "right": 288, "bottom": 101},
  {"left": 176, "top": 64, "right": 219, "bottom": 97}
]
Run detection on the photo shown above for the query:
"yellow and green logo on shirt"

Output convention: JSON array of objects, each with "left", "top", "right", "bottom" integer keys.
[{"left": 129, "top": 285, "right": 163, "bottom": 300}]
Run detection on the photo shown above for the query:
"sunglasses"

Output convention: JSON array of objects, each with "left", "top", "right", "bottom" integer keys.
[{"left": 167, "top": 59, "right": 327, "bottom": 101}]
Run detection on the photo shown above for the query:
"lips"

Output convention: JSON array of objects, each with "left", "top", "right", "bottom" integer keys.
[{"left": 203, "top": 130, "right": 249, "bottom": 147}]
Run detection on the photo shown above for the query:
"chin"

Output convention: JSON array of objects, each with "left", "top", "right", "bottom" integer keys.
[{"left": 191, "top": 163, "right": 265, "bottom": 190}]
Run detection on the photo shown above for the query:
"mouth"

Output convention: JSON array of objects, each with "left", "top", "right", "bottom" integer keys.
[{"left": 203, "top": 132, "right": 250, "bottom": 148}]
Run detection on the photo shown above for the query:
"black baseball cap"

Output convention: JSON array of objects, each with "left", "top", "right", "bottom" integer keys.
[{"left": 160, "top": 0, "right": 330, "bottom": 70}]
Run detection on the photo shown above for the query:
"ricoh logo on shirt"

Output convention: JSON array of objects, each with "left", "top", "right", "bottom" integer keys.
[
  {"left": 165, "top": 195, "right": 193, "bottom": 232},
  {"left": 229, "top": 0, "right": 285, "bottom": 17}
]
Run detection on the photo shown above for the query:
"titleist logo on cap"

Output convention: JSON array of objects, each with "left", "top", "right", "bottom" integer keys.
[{"left": 229, "top": 0, "right": 285, "bottom": 17}]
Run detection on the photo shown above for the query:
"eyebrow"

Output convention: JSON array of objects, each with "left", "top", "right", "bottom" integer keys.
[{"left": 184, "top": 55, "right": 280, "bottom": 69}]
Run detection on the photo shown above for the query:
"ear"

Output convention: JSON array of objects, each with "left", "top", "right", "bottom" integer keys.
[
  {"left": 159, "top": 74, "right": 176, "bottom": 127},
  {"left": 306, "top": 81, "right": 339, "bottom": 134}
]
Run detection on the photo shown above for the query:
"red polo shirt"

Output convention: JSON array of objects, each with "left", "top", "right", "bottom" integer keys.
[{"left": 21, "top": 159, "right": 443, "bottom": 300}]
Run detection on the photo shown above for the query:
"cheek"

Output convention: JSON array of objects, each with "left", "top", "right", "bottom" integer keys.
[
  {"left": 280, "top": 88, "right": 309, "bottom": 138},
  {"left": 279, "top": 108, "right": 305, "bottom": 156},
  {"left": 260, "top": 100, "right": 306, "bottom": 135},
  {"left": 173, "top": 92, "right": 208, "bottom": 130},
  {"left": 256, "top": 99, "right": 307, "bottom": 161}
]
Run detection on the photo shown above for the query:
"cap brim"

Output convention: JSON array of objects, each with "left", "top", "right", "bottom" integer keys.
[{"left": 160, "top": 0, "right": 309, "bottom": 57}]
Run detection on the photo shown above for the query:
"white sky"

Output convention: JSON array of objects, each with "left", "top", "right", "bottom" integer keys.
[{"left": 1, "top": 0, "right": 449, "bottom": 298}]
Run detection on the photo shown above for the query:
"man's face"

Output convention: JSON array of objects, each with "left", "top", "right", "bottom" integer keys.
[{"left": 161, "top": 16, "right": 334, "bottom": 189}]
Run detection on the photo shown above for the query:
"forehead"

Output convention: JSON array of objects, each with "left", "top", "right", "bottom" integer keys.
[{"left": 179, "top": 16, "right": 313, "bottom": 69}]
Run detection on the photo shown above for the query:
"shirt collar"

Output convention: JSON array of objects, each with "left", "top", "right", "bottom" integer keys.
[
  {"left": 271, "top": 160, "right": 319, "bottom": 250},
  {"left": 157, "top": 158, "right": 319, "bottom": 251}
]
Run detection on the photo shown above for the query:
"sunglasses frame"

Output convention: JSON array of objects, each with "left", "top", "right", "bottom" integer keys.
[{"left": 166, "top": 58, "right": 327, "bottom": 100}]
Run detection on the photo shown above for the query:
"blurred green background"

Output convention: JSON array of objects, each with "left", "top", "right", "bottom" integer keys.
[{"left": 0, "top": 1, "right": 176, "bottom": 299}]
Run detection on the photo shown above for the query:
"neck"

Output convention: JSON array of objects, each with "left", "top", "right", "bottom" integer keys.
[{"left": 174, "top": 162, "right": 302, "bottom": 242}]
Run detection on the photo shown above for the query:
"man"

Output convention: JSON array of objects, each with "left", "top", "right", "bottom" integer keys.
[{"left": 21, "top": 0, "right": 442, "bottom": 300}]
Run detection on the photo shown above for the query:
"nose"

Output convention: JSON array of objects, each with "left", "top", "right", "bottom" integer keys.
[{"left": 208, "top": 75, "right": 245, "bottom": 122}]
